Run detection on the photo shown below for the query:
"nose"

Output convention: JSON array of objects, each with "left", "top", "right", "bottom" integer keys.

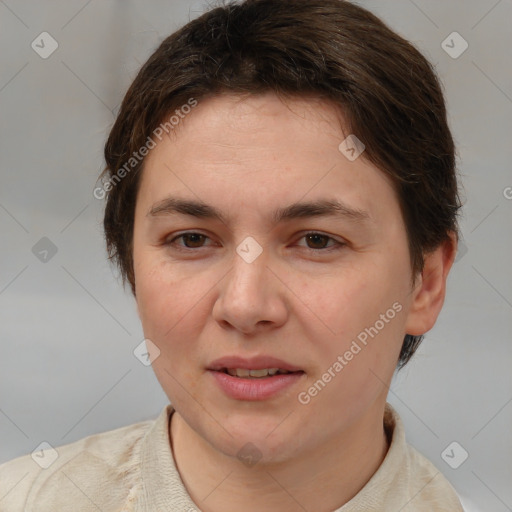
[{"left": 212, "top": 246, "right": 288, "bottom": 335}]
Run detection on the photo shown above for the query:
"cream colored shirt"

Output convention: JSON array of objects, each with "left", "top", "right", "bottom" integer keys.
[{"left": 0, "top": 403, "right": 464, "bottom": 511}]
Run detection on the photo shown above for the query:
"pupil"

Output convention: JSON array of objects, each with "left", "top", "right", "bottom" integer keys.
[
  {"left": 307, "top": 234, "right": 326, "bottom": 249},
  {"left": 185, "top": 234, "right": 204, "bottom": 247}
]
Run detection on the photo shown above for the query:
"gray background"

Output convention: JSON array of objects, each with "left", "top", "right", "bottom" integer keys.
[{"left": 1, "top": 1, "right": 511, "bottom": 510}]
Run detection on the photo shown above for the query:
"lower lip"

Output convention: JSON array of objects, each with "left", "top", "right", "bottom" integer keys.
[{"left": 209, "top": 370, "right": 305, "bottom": 401}]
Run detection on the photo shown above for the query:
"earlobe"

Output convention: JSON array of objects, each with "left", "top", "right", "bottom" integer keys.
[{"left": 404, "top": 233, "right": 457, "bottom": 336}]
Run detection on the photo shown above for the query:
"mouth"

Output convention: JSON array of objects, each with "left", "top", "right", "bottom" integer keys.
[
  {"left": 207, "top": 356, "right": 305, "bottom": 400},
  {"left": 218, "top": 368, "right": 303, "bottom": 378},
  {"left": 208, "top": 355, "right": 304, "bottom": 374}
]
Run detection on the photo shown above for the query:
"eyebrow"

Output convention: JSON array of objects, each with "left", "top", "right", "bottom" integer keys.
[{"left": 147, "top": 197, "right": 371, "bottom": 225}]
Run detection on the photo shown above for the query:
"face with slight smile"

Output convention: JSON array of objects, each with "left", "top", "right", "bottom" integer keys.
[{"left": 132, "top": 91, "right": 423, "bottom": 464}]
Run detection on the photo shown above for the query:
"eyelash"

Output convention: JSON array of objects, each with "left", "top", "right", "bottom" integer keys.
[{"left": 164, "top": 232, "right": 345, "bottom": 253}]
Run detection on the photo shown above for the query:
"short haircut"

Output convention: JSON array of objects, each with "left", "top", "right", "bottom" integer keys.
[{"left": 99, "top": 0, "right": 462, "bottom": 369}]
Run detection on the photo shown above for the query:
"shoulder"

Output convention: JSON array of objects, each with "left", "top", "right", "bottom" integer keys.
[
  {"left": 402, "top": 442, "right": 465, "bottom": 511},
  {"left": 362, "top": 403, "right": 466, "bottom": 512},
  {"left": 0, "top": 415, "right": 156, "bottom": 512}
]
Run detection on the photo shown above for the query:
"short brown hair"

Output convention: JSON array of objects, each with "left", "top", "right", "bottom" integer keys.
[{"left": 99, "top": 0, "right": 461, "bottom": 369}]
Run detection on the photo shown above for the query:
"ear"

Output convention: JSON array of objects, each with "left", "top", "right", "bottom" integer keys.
[{"left": 404, "top": 232, "right": 457, "bottom": 336}]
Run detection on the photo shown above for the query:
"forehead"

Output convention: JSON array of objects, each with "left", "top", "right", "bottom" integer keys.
[
  {"left": 182, "top": 91, "right": 345, "bottom": 141},
  {"left": 136, "top": 92, "right": 401, "bottom": 226}
]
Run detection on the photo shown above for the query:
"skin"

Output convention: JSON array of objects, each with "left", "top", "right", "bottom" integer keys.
[{"left": 132, "top": 91, "right": 456, "bottom": 512}]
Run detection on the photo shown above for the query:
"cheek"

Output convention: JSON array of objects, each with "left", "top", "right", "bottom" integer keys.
[
  {"left": 300, "top": 297, "right": 405, "bottom": 422},
  {"left": 136, "top": 254, "right": 195, "bottom": 324},
  {"left": 135, "top": 262, "right": 206, "bottom": 400},
  {"left": 303, "top": 269, "right": 379, "bottom": 340},
  {"left": 134, "top": 258, "right": 204, "bottom": 359},
  {"left": 305, "top": 258, "right": 408, "bottom": 371}
]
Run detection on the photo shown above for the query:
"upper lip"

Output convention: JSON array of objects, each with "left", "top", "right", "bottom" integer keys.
[{"left": 208, "top": 355, "right": 303, "bottom": 372}]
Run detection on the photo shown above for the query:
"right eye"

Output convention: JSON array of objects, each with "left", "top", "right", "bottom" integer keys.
[{"left": 165, "top": 232, "right": 213, "bottom": 251}]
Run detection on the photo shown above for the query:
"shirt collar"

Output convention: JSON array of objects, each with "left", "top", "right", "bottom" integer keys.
[{"left": 137, "top": 402, "right": 410, "bottom": 511}]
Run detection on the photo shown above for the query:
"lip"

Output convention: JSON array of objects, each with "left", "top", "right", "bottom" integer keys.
[
  {"left": 207, "top": 355, "right": 303, "bottom": 373},
  {"left": 207, "top": 355, "right": 305, "bottom": 401},
  {"left": 209, "top": 370, "right": 305, "bottom": 401}
]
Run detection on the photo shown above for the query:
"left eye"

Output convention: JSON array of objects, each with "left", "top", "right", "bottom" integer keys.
[
  {"left": 165, "top": 232, "right": 344, "bottom": 251},
  {"left": 297, "top": 232, "right": 343, "bottom": 251}
]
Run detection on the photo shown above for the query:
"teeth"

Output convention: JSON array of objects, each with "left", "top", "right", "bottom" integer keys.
[{"left": 225, "top": 368, "right": 289, "bottom": 378}]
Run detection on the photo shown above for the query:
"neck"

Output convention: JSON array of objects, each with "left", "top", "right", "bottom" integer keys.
[{"left": 169, "top": 400, "right": 390, "bottom": 512}]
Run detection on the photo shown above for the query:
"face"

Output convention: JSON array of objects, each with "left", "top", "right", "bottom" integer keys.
[{"left": 133, "top": 92, "right": 420, "bottom": 463}]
